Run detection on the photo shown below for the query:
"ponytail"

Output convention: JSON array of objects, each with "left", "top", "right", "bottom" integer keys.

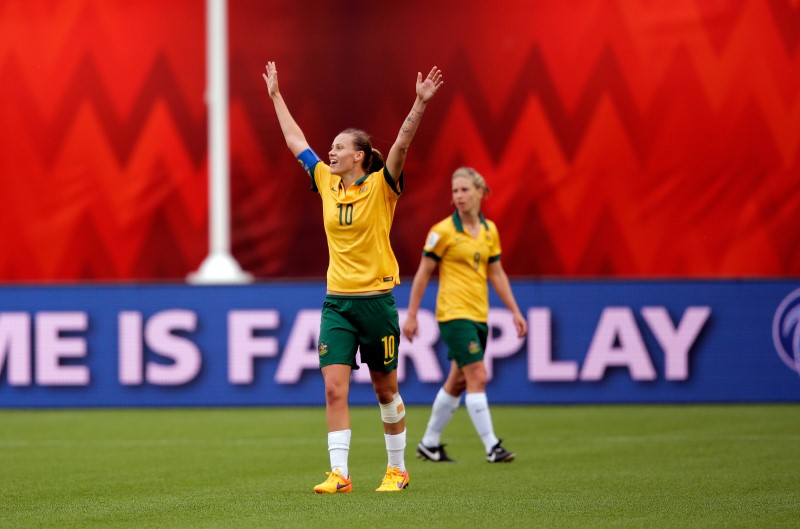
[{"left": 368, "top": 147, "right": 385, "bottom": 173}]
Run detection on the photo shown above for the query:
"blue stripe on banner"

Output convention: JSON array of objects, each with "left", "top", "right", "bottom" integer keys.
[{"left": 1, "top": 280, "right": 799, "bottom": 407}]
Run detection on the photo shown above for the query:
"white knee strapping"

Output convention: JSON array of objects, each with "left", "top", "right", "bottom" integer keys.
[{"left": 379, "top": 393, "right": 405, "bottom": 424}]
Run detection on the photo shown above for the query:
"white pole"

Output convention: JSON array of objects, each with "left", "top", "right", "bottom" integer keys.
[{"left": 188, "top": 0, "right": 251, "bottom": 284}]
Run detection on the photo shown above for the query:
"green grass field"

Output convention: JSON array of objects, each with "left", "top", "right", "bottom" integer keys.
[{"left": 1, "top": 404, "right": 799, "bottom": 528}]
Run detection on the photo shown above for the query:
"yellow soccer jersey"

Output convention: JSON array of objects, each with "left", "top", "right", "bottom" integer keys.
[
  {"left": 423, "top": 211, "right": 502, "bottom": 322},
  {"left": 309, "top": 162, "right": 403, "bottom": 292}
]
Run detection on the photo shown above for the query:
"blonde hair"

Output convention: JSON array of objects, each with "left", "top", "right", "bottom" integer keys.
[{"left": 452, "top": 166, "right": 491, "bottom": 196}]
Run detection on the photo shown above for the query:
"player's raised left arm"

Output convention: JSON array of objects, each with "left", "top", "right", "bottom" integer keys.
[
  {"left": 385, "top": 67, "right": 443, "bottom": 182},
  {"left": 488, "top": 260, "right": 527, "bottom": 338}
]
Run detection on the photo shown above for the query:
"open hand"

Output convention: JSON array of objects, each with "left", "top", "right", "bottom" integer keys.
[
  {"left": 416, "top": 66, "right": 443, "bottom": 103},
  {"left": 262, "top": 61, "right": 279, "bottom": 97}
]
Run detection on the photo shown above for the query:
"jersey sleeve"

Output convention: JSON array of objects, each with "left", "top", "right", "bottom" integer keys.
[
  {"left": 297, "top": 148, "right": 323, "bottom": 192},
  {"left": 382, "top": 166, "right": 403, "bottom": 196},
  {"left": 378, "top": 167, "right": 403, "bottom": 206},
  {"left": 488, "top": 220, "right": 502, "bottom": 263},
  {"left": 422, "top": 225, "right": 448, "bottom": 261}
]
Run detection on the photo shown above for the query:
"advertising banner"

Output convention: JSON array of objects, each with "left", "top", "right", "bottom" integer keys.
[{"left": 1, "top": 280, "right": 799, "bottom": 407}]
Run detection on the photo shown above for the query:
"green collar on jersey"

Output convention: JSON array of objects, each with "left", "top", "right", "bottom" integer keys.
[{"left": 451, "top": 211, "right": 489, "bottom": 233}]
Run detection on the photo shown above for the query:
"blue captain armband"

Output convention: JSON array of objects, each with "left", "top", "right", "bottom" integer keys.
[{"left": 297, "top": 148, "right": 322, "bottom": 175}]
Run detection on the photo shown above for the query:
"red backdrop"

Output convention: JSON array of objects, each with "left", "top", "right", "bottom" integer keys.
[{"left": 1, "top": 0, "right": 798, "bottom": 281}]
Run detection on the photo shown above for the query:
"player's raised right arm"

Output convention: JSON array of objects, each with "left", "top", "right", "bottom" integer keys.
[{"left": 263, "top": 61, "right": 310, "bottom": 157}]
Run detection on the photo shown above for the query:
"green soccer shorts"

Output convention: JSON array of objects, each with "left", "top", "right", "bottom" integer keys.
[
  {"left": 438, "top": 319, "right": 489, "bottom": 368},
  {"left": 318, "top": 292, "right": 400, "bottom": 372}
]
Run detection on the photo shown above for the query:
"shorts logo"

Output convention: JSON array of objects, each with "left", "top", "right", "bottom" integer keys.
[
  {"left": 318, "top": 342, "right": 329, "bottom": 357},
  {"left": 468, "top": 341, "right": 481, "bottom": 354},
  {"left": 772, "top": 288, "right": 800, "bottom": 376}
]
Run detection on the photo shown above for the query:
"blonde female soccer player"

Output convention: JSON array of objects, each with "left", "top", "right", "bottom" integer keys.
[
  {"left": 263, "top": 61, "right": 443, "bottom": 493},
  {"left": 403, "top": 167, "right": 527, "bottom": 463}
]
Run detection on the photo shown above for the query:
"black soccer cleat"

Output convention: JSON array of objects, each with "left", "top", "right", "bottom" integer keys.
[
  {"left": 416, "top": 442, "right": 456, "bottom": 462},
  {"left": 486, "top": 440, "right": 515, "bottom": 463}
]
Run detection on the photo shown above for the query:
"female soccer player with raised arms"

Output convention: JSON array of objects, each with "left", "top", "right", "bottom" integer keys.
[{"left": 263, "top": 61, "right": 443, "bottom": 493}]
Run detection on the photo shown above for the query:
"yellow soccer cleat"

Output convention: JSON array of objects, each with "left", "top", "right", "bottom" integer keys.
[
  {"left": 313, "top": 469, "right": 352, "bottom": 494},
  {"left": 375, "top": 466, "right": 410, "bottom": 492}
]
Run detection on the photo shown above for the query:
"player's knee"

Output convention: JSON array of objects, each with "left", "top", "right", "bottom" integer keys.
[
  {"left": 324, "top": 381, "right": 348, "bottom": 406},
  {"left": 463, "top": 361, "right": 488, "bottom": 389},
  {"left": 379, "top": 393, "right": 405, "bottom": 424},
  {"left": 447, "top": 376, "right": 467, "bottom": 395}
]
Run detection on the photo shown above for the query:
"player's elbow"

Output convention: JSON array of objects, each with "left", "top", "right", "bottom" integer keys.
[{"left": 286, "top": 138, "right": 308, "bottom": 156}]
